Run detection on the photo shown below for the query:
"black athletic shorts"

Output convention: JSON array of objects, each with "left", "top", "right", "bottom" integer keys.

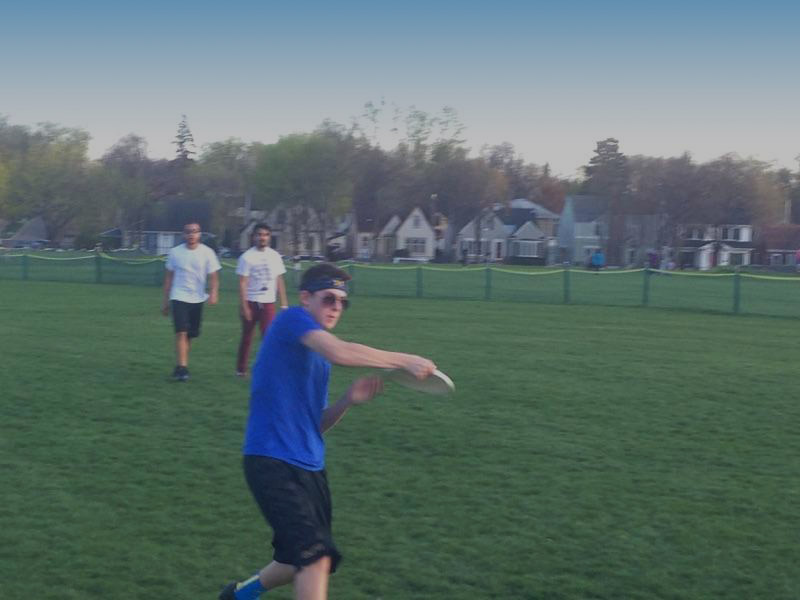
[
  {"left": 171, "top": 300, "right": 203, "bottom": 338},
  {"left": 243, "top": 455, "right": 341, "bottom": 573}
]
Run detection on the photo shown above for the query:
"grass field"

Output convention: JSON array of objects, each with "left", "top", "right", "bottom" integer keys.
[{"left": 1, "top": 280, "right": 799, "bottom": 599}]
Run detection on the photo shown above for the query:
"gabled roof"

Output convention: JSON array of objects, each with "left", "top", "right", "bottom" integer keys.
[
  {"left": 509, "top": 221, "right": 546, "bottom": 240},
  {"left": 6, "top": 216, "right": 48, "bottom": 241},
  {"left": 509, "top": 198, "right": 559, "bottom": 220},
  {"left": 680, "top": 239, "right": 753, "bottom": 249},
  {"left": 379, "top": 215, "right": 401, "bottom": 236},
  {"left": 567, "top": 195, "right": 609, "bottom": 222}
]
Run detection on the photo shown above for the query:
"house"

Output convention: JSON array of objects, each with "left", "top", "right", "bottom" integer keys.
[
  {"left": 123, "top": 198, "right": 216, "bottom": 254},
  {"left": 2, "top": 216, "right": 49, "bottom": 249},
  {"left": 374, "top": 207, "right": 436, "bottom": 262},
  {"left": 234, "top": 206, "right": 328, "bottom": 258},
  {"left": 677, "top": 224, "right": 754, "bottom": 269},
  {"left": 557, "top": 195, "right": 609, "bottom": 265},
  {"left": 456, "top": 207, "right": 508, "bottom": 262},
  {"left": 455, "top": 199, "right": 559, "bottom": 264},
  {"left": 753, "top": 224, "right": 800, "bottom": 267},
  {"left": 375, "top": 215, "right": 401, "bottom": 260},
  {"left": 622, "top": 214, "right": 668, "bottom": 266}
]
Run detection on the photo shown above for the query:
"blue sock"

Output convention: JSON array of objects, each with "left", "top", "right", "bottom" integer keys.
[{"left": 234, "top": 574, "right": 266, "bottom": 599}]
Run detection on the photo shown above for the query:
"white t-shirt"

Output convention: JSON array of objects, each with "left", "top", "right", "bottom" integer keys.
[
  {"left": 236, "top": 246, "right": 287, "bottom": 303},
  {"left": 166, "top": 243, "right": 222, "bottom": 303}
]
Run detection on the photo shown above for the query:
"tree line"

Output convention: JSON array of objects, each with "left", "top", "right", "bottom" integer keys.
[{"left": 1, "top": 108, "right": 798, "bottom": 252}]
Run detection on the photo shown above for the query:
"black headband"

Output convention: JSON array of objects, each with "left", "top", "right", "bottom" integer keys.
[{"left": 300, "top": 277, "right": 348, "bottom": 293}]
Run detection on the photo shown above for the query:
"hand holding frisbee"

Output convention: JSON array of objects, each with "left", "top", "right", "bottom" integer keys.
[{"left": 381, "top": 368, "right": 455, "bottom": 396}]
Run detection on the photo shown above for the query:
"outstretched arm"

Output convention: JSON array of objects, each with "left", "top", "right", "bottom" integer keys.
[{"left": 301, "top": 329, "right": 436, "bottom": 379}]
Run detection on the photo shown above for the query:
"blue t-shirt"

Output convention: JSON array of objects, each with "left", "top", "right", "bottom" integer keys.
[{"left": 243, "top": 306, "right": 330, "bottom": 470}]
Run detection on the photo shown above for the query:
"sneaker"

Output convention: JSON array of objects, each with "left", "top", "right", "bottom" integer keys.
[
  {"left": 173, "top": 366, "right": 189, "bottom": 382},
  {"left": 218, "top": 582, "right": 236, "bottom": 600}
]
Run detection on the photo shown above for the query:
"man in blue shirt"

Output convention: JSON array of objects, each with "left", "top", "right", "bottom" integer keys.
[{"left": 220, "top": 263, "right": 436, "bottom": 600}]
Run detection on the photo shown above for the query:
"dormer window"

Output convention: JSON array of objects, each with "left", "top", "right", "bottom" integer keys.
[{"left": 413, "top": 215, "right": 421, "bottom": 228}]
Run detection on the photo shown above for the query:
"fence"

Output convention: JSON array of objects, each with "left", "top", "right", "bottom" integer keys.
[{"left": 3, "top": 252, "right": 800, "bottom": 319}]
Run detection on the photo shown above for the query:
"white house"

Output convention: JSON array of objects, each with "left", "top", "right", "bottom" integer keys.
[
  {"left": 456, "top": 199, "right": 559, "bottom": 264},
  {"left": 394, "top": 207, "right": 436, "bottom": 261},
  {"left": 374, "top": 208, "right": 436, "bottom": 261},
  {"left": 678, "top": 224, "right": 754, "bottom": 269}
]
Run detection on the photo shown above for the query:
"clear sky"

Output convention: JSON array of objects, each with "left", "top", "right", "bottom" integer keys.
[{"left": 3, "top": 0, "right": 798, "bottom": 178}]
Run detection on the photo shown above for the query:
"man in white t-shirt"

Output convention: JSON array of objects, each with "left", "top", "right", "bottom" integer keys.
[
  {"left": 235, "top": 223, "right": 288, "bottom": 376},
  {"left": 161, "top": 221, "right": 222, "bottom": 382}
]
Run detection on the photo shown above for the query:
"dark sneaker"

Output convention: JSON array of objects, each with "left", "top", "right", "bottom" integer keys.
[
  {"left": 218, "top": 582, "right": 237, "bottom": 600},
  {"left": 173, "top": 366, "right": 189, "bottom": 382}
]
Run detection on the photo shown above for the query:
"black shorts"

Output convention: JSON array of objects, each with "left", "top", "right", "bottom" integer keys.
[
  {"left": 171, "top": 300, "right": 203, "bottom": 338},
  {"left": 243, "top": 455, "right": 341, "bottom": 573}
]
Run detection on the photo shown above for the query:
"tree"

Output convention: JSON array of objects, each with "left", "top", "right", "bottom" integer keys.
[
  {"left": 4, "top": 123, "right": 92, "bottom": 242},
  {"left": 252, "top": 130, "right": 353, "bottom": 256},
  {"left": 100, "top": 134, "right": 152, "bottom": 238},
  {"left": 195, "top": 139, "right": 262, "bottom": 243},
  {"left": 173, "top": 114, "right": 196, "bottom": 165},
  {"left": 582, "top": 138, "right": 630, "bottom": 264}
]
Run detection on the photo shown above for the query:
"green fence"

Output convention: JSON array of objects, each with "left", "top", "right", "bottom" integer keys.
[{"left": 3, "top": 252, "right": 800, "bottom": 318}]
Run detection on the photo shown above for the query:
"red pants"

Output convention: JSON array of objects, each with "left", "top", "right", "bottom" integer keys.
[{"left": 236, "top": 301, "right": 276, "bottom": 374}]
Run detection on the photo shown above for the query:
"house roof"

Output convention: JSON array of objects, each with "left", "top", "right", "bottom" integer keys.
[
  {"left": 759, "top": 225, "right": 800, "bottom": 250},
  {"left": 510, "top": 221, "right": 546, "bottom": 240},
  {"left": 494, "top": 201, "right": 558, "bottom": 235},
  {"left": 509, "top": 198, "right": 559, "bottom": 220},
  {"left": 567, "top": 195, "right": 609, "bottom": 222},
  {"left": 680, "top": 239, "right": 754, "bottom": 249},
  {"left": 6, "top": 216, "right": 48, "bottom": 241}
]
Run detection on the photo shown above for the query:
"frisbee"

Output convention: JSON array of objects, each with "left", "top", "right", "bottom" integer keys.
[{"left": 381, "top": 368, "right": 455, "bottom": 396}]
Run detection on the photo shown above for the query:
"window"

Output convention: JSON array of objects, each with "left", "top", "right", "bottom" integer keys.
[
  {"left": 513, "top": 241, "right": 541, "bottom": 257},
  {"left": 730, "top": 253, "right": 743, "bottom": 265},
  {"left": 413, "top": 215, "right": 421, "bottom": 228},
  {"left": 721, "top": 227, "right": 729, "bottom": 240},
  {"left": 732, "top": 228, "right": 740, "bottom": 241},
  {"left": 405, "top": 237, "right": 426, "bottom": 254}
]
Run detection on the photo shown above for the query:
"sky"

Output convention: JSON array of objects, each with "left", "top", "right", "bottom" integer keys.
[{"left": 3, "top": 0, "right": 798, "bottom": 179}]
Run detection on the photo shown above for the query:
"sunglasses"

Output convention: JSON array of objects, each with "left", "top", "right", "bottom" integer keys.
[{"left": 320, "top": 293, "right": 349, "bottom": 310}]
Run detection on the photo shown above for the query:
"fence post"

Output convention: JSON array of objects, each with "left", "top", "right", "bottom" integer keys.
[
  {"left": 348, "top": 264, "right": 356, "bottom": 296},
  {"left": 733, "top": 267, "right": 741, "bottom": 314},
  {"left": 642, "top": 267, "right": 651, "bottom": 306},
  {"left": 22, "top": 253, "right": 29, "bottom": 280},
  {"left": 95, "top": 251, "right": 103, "bottom": 284},
  {"left": 416, "top": 265, "right": 423, "bottom": 298},
  {"left": 563, "top": 262, "right": 571, "bottom": 304},
  {"left": 484, "top": 266, "right": 492, "bottom": 300}
]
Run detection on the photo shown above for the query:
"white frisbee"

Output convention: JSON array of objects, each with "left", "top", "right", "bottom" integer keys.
[{"left": 381, "top": 368, "right": 455, "bottom": 396}]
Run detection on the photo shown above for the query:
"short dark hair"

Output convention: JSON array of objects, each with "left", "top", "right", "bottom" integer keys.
[
  {"left": 252, "top": 222, "right": 271, "bottom": 234},
  {"left": 300, "top": 263, "right": 351, "bottom": 290}
]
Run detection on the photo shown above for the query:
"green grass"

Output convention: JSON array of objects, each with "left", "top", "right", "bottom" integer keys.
[{"left": 2, "top": 280, "right": 800, "bottom": 599}]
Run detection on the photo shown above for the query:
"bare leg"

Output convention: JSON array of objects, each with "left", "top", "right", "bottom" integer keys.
[
  {"left": 258, "top": 560, "right": 296, "bottom": 590},
  {"left": 175, "top": 332, "right": 189, "bottom": 366},
  {"left": 293, "top": 556, "right": 331, "bottom": 600}
]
